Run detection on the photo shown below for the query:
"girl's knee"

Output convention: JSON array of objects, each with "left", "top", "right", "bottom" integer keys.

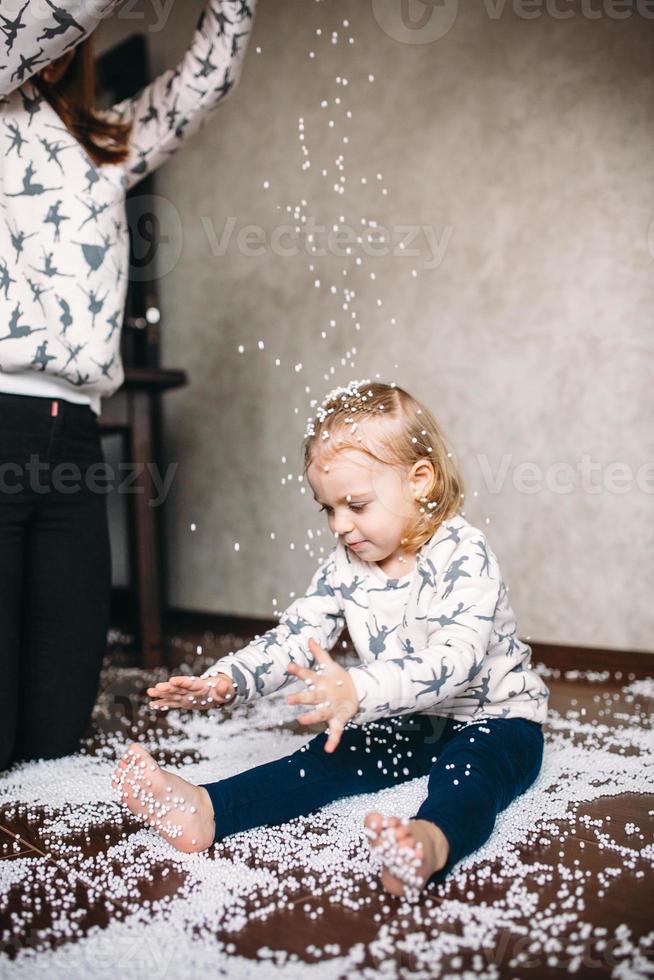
[
  {"left": 429, "top": 718, "right": 543, "bottom": 807},
  {"left": 509, "top": 720, "right": 544, "bottom": 791}
]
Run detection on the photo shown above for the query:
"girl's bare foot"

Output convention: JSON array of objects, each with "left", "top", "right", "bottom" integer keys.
[
  {"left": 364, "top": 811, "right": 450, "bottom": 899},
  {"left": 112, "top": 743, "right": 216, "bottom": 854}
]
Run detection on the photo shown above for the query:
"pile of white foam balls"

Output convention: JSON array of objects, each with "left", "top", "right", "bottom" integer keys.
[{"left": 0, "top": 661, "right": 652, "bottom": 978}]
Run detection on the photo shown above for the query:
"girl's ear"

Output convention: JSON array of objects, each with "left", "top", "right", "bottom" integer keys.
[{"left": 409, "top": 459, "right": 435, "bottom": 498}]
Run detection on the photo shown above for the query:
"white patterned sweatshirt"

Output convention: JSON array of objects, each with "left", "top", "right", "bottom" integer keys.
[
  {"left": 0, "top": 0, "right": 256, "bottom": 414},
  {"left": 203, "top": 514, "right": 550, "bottom": 726}
]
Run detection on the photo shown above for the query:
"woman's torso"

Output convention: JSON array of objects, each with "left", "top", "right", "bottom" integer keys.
[{"left": 0, "top": 84, "right": 131, "bottom": 413}]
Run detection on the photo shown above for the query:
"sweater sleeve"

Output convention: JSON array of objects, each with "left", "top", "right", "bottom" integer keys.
[
  {"left": 200, "top": 548, "right": 346, "bottom": 705},
  {"left": 109, "top": 0, "right": 256, "bottom": 191},
  {"left": 348, "top": 534, "right": 502, "bottom": 724},
  {"left": 0, "top": 0, "right": 124, "bottom": 97}
]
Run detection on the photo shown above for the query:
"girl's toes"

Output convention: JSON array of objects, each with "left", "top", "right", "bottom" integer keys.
[
  {"left": 394, "top": 824, "right": 414, "bottom": 845},
  {"left": 364, "top": 812, "right": 384, "bottom": 838}
]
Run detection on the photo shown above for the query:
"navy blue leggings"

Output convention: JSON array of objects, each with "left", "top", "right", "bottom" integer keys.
[{"left": 200, "top": 713, "right": 544, "bottom": 884}]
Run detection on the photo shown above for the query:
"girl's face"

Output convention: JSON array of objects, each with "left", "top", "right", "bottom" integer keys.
[{"left": 307, "top": 447, "right": 423, "bottom": 570}]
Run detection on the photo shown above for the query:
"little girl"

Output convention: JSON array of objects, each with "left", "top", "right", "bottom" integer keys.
[{"left": 113, "top": 380, "right": 549, "bottom": 897}]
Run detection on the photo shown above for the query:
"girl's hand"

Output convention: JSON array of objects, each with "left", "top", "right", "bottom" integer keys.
[
  {"left": 286, "top": 639, "right": 358, "bottom": 752},
  {"left": 147, "top": 673, "right": 235, "bottom": 712}
]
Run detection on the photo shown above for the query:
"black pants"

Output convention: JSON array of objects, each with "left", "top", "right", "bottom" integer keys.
[{"left": 0, "top": 393, "right": 111, "bottom": 770}]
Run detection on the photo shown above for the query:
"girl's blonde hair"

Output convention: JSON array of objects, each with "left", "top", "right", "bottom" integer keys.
[{"left": 303, "top": 380, "right": 464, "bottom": 553}]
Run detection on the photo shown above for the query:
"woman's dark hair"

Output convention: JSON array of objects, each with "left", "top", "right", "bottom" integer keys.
[{"left": 32, "top": 40, "right": 133, "bottom": 167}]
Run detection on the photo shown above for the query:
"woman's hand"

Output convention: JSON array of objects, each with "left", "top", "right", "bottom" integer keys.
[
  {"left": 147, "top": 673, "right": 235, "bottom": 712},
  {"left": 286, "top": 639, "right": 358, "bottom": 752}
]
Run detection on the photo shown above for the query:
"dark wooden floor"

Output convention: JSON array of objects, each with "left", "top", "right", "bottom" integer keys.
[{"left": 1, "top": 629, "right": 652, "bottom": 978}]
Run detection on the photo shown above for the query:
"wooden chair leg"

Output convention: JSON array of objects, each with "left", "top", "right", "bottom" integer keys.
[{"left": 128, "top": 391, "right": 164, "bottom": 669}]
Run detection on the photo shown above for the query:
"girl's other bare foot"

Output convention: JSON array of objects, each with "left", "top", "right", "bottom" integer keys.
[
  {"left": 112, "top": 743, "right": 215, "bottom": 854},
  {"left": 364, "top": 811, "right": 450, "bottom": 899}
]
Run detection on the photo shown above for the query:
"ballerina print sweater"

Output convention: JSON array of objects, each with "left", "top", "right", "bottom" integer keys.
[
  {"left": 0, "top": 0, "right": 256, "bottom": 413},
  {"left": 203, "top": 514, "right": 550, "bottom": 726}
]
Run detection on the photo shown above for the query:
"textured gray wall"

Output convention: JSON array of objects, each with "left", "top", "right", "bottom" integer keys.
[{"left": 99, "top": 0, "right": 654, "bottom": 651}]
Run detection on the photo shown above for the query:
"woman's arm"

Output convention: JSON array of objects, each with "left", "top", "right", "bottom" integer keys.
[
  {"left": 347, "top": 535, "right": 503, "bottom": 724},
  {"left": 110, "top": 0, "right": 257, "bottom": 191},
  {"left": 0, "top": 0, "right": 124, "bottom": 96},
  {"left": 201, "top": 548, "right": 346, "bottom": 705}
]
